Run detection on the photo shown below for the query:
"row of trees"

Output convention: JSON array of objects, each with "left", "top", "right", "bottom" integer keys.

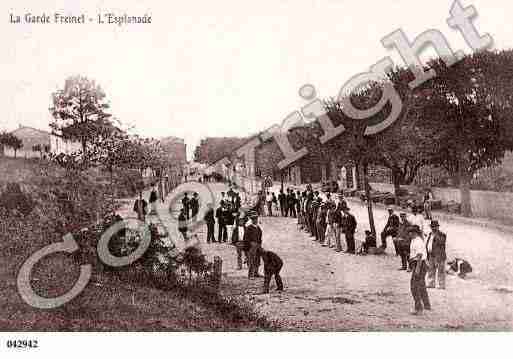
[
  {"left": 291, "top": 50, "right": 513, "bottom": 232},
  {"left": 0, "top": 132, "right": 23, "bottom": 157}
]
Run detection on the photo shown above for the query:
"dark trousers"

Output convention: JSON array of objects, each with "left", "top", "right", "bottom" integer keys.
[
  {"left": 345, "top": 231, "right": 355, "bottom": 253},
  {"left": 267, "top": 202, "right": 273, "bottom": 216},
  {"left": 218, "top": 223, "right": 227, "bottom": 242},
  {"left": 380, "top": 228, "right": 397, "bottom": 248},
  {"left": 263, "top": 263, "right": 284, "bottom": 293},
  {"left": 400, "top": 249, "right": 410, "bottom": 270},
  {"left": 410, "top": 260, "right": 431, "bottom": 312},
  {"left": 206, "top": 222, "right": 215, "bottom": 242},
  {"left": 289, "top": 205, "right": 296, "bottom": 218}
]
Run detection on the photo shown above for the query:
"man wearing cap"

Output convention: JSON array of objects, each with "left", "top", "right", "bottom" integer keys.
[
  {"left": 409, "top": 225, "right": 431, "bottom": 315},
  {"left": 243, "top": 211, "right": 263, "bottom": 278},
  {"left": 381, "top": 207, "right": 399, "bottom": 251},
  {"left": 426, "top": 220, "right": 447, "bottom": 289}
]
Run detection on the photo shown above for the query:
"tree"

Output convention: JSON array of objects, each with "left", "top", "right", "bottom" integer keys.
[
  {"left": 193, "top": 137, "right": 249, "bottom": 164},
  {"left": 372, "top": 67, "right": 438, "bottom": 202},
  {"left": 0, "top": 133, "right": 23, "bottom": 158},
  {"left": 324, "top": 87, "right": 384, "bottom": 236},
  {"left": 417, "top": 51, "right": 513, "bottom": 216},
  {"left": 49, "top": 75, "right": 112, "bottom": 155}
]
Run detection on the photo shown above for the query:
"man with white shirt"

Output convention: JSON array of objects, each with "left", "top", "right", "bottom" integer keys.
[
  {"left": 426, "top": 220, "right": 447, "bottom": 289},
  {"left": 409, "top": 207, "right": 426, "bottom": 237},
  {"left": 265, "top": 191, "right": 273, "bottom": 217},
  {"left": 409, "top": 225, "right": 431, "bottom": 315}
]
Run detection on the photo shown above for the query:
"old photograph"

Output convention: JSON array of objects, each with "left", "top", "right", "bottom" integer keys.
[{"left": 1, "top": 0, "right": 513, "bottom": 355}]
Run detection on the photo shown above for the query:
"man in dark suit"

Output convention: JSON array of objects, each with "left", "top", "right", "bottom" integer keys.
[
  {"left": 342, "top": 207, "right": 357, "bottom": 253},
  {"left": 243, "top": 211, "right": 262, "bottom": 278},
  {"left": 381, "top": 207, "right": 399, "bottom": 250},
  {"left": 190, "top": 192, "right": 200, "bottom": 219},
  {"left": 258, "top": 247, "right": 284, "bottom": 293},
  {"left": 278, "top": 189, "right": 287, "bottom": 217},
  {"left": 204, "top": 203, "right": 215, "bottom": 243},
  {"left": 216, "top": 204, "right": 227, "bottom": 243},
  {"left": 426, "top": 220, "right": 447, "bottom": 289},
  {"left": 182, "top": 193, "right": 190, "bottom": 220}
]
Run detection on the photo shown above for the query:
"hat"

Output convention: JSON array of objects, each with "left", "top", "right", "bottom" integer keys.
[
  {"left": 400, "top": 212, "right": 407, "bottom": 216},
  {"left": 430, "top": 220, "right": 440, "bottom": 228},
  {"left": 387, "top": 207, "right": 393, "bottom": 211}
]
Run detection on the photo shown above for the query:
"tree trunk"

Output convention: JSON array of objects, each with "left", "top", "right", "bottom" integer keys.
[
  {"left": 392, "top": 169, "right": 402, "bottom": 205},
  {"left": 459, "top": 170, "right": 472, "bottom": 217},
  {"left": 363, "top": 163, "right": 376, "bottom": 236},
  {"left": 456, "top": 155, "right": 472, "bottom": 217}
]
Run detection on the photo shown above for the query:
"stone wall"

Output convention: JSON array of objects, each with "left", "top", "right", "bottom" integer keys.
[{"left": 369, "top": 181, "right": 513, "bottom": 221}]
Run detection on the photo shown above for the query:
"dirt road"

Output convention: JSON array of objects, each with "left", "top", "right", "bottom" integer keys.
[{"left": 187, "top": 183, "right": 513, "bottom": 330}]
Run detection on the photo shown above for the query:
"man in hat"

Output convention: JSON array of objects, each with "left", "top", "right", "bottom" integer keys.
[
  {"left": 243, "top": 211, "right": 263, "bottom": 278},
  {"left": 182, "top": 193, "right": 190, "bottom": 220},
  {"left": 216, "top": 202, "right": 228, "bottom": 243},
  {"left": 381, "top": 207, "right": 399, "bottom": 251},
  {"left": 395, "top": 212, "right": 412, "bottom": 271},
  {"left": 233, "top": 210, "right": 248, "bottom": 270},
  {"left": 426, "top": 220, "right": 447, "bottom": 289},
  {"left": 409, "top": 225, "right": 431, "bottom": 315},
  {"left": 190, "top": 192, "right": 200, "bottom": 219},
  {"left": 342, "top": 207, "right": 357, "bottom": 253},
  {"left": 204, "top": 203, "right": 216, "bottom": 243}
]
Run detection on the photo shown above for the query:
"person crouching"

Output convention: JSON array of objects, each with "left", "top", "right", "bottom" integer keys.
[{"left": 258, "top": 247, "right": 284, "bottom": 294}]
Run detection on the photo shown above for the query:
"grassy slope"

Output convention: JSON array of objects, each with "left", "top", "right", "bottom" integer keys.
[{"left": 0, "top": 158, "right": 272, "bottom": 331}]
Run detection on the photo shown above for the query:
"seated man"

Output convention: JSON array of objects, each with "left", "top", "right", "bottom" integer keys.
[
  {"left": 258, "top": 247, "right": 284, "bottom": 294},
  {"left": 447, "top": 258, "right": 472, "bottom": 279},
  {"left": 362, "top": 230, "right": 377, "bottom": 254}
]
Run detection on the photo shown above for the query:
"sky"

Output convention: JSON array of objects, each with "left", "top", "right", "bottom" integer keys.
[{"left": 1, "top": 0, "right": 511, "bottom": 160}]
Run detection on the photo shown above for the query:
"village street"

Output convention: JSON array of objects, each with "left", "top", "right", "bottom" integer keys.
[{"left": 154, "top": 182, "right": 513, "bottom": 330}]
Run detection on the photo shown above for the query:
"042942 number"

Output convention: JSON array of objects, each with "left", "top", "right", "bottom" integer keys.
[{"left": 6, "top": 339, "right": 39, "bottom": 349}]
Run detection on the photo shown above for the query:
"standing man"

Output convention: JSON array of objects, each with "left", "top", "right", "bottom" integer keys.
[
  {"left": 333, "top": 201, "right": 344, "bottom": 252},
  {"left": 395, "top": 212, "right": 412, "bottom": 271},
  {"left": 258, "top": 247, "right": 284, "bottom": 293},
  {"left": 265, "top": 191, "right": 273, "bottom": 217},
  {"left": 409, "top": 207, "right": 425, "bottom": 238},
  {"left": 216, "top": 203, "right": 227, "bottom": 243},
  {"left": 426, "top": 220, "right": 447, "bottom": 289},
  {"left": 133, "top": 197, "right": 148, "bottom": 222},
  {"left": 288, "top": 190, "right": 297, "bottom": 218},
  {"left": 178, "top": 207, "right": 188, "bottom": 241},
  {"left": 409, "top": 225, "right": 431, "bottom": 315},
  {"left": 204, "top": 203, "right": 216, "bottom": 243},
  {"left": 149, "top": 185, "right": 158, "bottom": 215},
  {"left": 324, "top": 201, "right": 337, "bottom": 248},
  {"left": 342, "top": 207, "right": 357, "bottom": 254},
  {"left": 190, "top": 192, "right": 200, "bottom": 219},
  {"left": 423, "top": 189, "right": 434, "bottom": 220},
  {"left": 381, "top": 207, "right": 399, "bottom": 250},
  {"left": 278, "top": 189, "right": 287, "bottom": 217},
  {"left": 243, "top": 211, "right": 263, "bottom": 278},
  {"left": 182, "top": 193, "right": 190, "bottom": 220},
  {"left": 233, "top": 211, "right": 248, "bottom": 270}
]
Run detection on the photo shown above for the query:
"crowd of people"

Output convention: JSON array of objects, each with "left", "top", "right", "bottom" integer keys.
[{"left": 133, "top": 181, "right": 472, "bottom": 313}]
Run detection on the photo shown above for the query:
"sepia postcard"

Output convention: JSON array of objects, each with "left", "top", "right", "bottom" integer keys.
[{"left": 1, "top": 0, "right": 512, "bottom": 357}]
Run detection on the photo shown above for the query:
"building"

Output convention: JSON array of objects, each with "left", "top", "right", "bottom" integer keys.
[{"left": 3, "top": 126, "right": 51, "bottom": 158}]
